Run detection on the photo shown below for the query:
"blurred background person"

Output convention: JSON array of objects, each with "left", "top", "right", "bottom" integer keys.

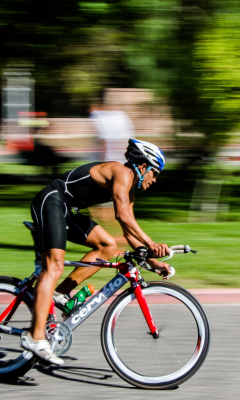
[{"left": 90, "top": 91, "right": 135, "bottom": 163}]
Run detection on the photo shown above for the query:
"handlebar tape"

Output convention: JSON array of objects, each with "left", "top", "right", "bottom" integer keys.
[{"left": 170, "top": 245, "right": 185, "bottom": 251}]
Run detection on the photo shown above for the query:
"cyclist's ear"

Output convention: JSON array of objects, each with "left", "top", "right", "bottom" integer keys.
[{"left": 138, "top": 163, "right": 147, "bottom": 174}]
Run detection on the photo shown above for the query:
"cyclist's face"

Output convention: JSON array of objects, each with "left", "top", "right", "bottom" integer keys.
[{"left": 141, "top": 169, "right": 158, "bottom": 191}]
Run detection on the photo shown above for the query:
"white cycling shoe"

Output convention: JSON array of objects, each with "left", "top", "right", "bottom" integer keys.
[{"left": 20, "top": 331, "right": 64, "bottom": 366}]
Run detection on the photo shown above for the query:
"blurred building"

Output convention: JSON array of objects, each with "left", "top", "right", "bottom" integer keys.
[{"left": 1, "top": 67, "right": 35, "bottom": 151}]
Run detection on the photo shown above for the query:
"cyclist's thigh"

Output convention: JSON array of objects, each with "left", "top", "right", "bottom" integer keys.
[
  {"left": 31, "top": 186, "right": 67, "bottom": 253},
  {"left": 67, "top": 212, "right": 98, "bottom": 246}
]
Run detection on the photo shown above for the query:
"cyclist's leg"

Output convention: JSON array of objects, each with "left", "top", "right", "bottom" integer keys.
[
  {"left": 71, "top": 224, "right": 117, "bottom": 280},
  {"left": 56, "top": 217, "right": 117, "bottom": 293},
  {"left": 21, "top": 189, "right": 67, "bottom": 364},
  {"left": 20, "top": 248, "right": 65, "bottom": 366},
  {"left": 32, "top": 248, "right": 65, "bottom": 341},
  {"left": 30, "top": 188, "right": 67, "bottom": 341}
]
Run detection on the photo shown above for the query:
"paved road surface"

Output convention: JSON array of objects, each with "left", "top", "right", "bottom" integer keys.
[{"left": 0, "top": 304, "right": 240, "bottom": 400}]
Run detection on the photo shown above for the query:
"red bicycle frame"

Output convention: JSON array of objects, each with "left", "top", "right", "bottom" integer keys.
[
  {"left": 0, "top": 259, "right": 159, "bottom": 338},
  {"left": 117, "top": 262, "right": 159, "bottom": 337}
]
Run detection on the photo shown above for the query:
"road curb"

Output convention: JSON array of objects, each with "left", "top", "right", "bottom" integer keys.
[{"left": 188, "top": 288, "right": 240, "bottom": 304}]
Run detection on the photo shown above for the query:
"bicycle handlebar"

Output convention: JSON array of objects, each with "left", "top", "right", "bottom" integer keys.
[
  {"left": 125, "top": 245, "right": 197, "bottom": 262},
  {"left": 170, "top": 245, "right": 197, "bottom": 254},
  {"left": 125, "top": 245, "right": 197, "bottom": 277}
]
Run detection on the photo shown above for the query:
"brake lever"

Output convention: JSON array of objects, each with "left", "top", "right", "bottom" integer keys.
[
  {"left": 167, "top": 266, "right": 175, "bottom": 278},
  {"left": 161, "top": 248, "right": 173, "bottom": 263},
  {"left": 139, "top": 260, "right": 175, "bottom": 279}
]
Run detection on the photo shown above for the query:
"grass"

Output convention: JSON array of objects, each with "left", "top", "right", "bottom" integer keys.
[
  {"left": 1, "top": 161, "right": 240, "bottom": 290},
  {"left": 0, "top": 205, "right": 239, "bottom": 289}
]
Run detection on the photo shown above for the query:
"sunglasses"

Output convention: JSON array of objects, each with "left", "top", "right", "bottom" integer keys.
[{"left": 152, "top": 169, "right": 160, "bottom": 178}]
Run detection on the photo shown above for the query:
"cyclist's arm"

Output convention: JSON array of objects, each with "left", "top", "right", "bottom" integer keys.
[
  {"left": 112, "top": 170, "right": 169, "bottom": 258},
  {"left": 122, "top": 193, "right": 146, "bottom": 249},
  {"left": 122, "top": 195, "right": 170, "bottom": 276},
  {"left": 112, "top": 174, "right": 153, "bottom": 248}
]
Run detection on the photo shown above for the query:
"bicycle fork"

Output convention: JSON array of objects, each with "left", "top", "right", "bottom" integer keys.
[
  {"left": 132, "top": 283, "right": 159, "bottom": 338},
  {"left": 123, "top": 264, "right": 159, "bottom": 339}
]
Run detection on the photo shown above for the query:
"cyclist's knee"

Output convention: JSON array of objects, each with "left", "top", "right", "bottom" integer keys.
[
  {"left": 43, "top": 257, "right": 64, "bottom": 280},
  {"left": 50, "top": 260, "right": 64, "bottom": 279},
  {"left": 98, "top": 237, "right": 117, "bottom": 257}
]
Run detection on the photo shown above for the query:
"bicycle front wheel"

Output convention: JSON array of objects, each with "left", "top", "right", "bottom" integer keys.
[
  {"left": 0, "top": 276, "right": 35, "bottom": 380},
  {"left": 101, "top": 282, "right": 210, "bottom": 389}
]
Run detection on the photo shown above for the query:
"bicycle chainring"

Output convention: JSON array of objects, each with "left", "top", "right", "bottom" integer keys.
[{"left": 45, "top": 320, "right": 72, "bottom": 356}]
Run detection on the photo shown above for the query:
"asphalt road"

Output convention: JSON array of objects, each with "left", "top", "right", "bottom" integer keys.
[{"left": 0, "top": 304, "right": 240, "bottom": 400}]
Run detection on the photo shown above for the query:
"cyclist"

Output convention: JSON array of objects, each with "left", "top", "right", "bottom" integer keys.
[{"left": 21, "top": 138, "right": 170, "bottom": 365}]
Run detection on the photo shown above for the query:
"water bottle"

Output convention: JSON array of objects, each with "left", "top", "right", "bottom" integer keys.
[{"left": 63, "top": 284, "right": 95, "bottom": 314}]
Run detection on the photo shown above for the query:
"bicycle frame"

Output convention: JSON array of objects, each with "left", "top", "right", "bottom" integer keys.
[
  {"left": 0, "top": 275, "right": 35, "bottom": 327},
  {"left": 0, "top": 259, "right": 159, "bottom": 338},
  {"left": 0, "top": 237, "right": 211, "bottom": 390}
]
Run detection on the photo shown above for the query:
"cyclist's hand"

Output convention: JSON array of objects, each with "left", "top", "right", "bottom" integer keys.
[
  {"left": 148, "top": 242, "right": 170, "bottom": 258},
  {"left": 146, "top": 259, "right": 171, "bottom": 280}
]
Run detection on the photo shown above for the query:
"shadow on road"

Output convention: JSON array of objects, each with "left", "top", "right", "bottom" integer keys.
[
  {"left": 0, "top": 376, "right": 38, "bottom": 386},
  {"left": 35, "top": 364, "right": 132, "bottom": 389},
  {"left": 0, "top": 362, "right": 179, "bottom": 390},
  {"left": 34, "top": 364, "right": 179, "bottom": 391}
]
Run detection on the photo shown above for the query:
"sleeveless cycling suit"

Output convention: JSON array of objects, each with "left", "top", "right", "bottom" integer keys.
[{"left": 31, "top": 162, "right": 112, "bottom": 253}]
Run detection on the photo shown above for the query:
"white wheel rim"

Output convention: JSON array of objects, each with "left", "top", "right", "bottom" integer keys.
[{"left": 106, "top": 286, "right": 206, "bottom": 384}]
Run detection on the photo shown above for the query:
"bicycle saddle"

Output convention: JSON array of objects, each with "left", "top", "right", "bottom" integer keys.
[{"left": 23, "top": 221, "right": 36, "bottom": 231}]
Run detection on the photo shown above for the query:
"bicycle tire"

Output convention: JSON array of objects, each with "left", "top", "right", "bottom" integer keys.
[
  {"left": 0, "top": 276, "right": 35, "bottom": 380},
  {"left": 101, "top": 281, "right": 210, "bottom": 389}
]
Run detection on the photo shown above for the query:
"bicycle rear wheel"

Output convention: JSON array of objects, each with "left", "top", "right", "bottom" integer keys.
[
  {"left": 0, "top": 276, "right": 35, "bottom": 380},
  {"left": 101, "top": 282, "right": 210, "bottom": 389}
]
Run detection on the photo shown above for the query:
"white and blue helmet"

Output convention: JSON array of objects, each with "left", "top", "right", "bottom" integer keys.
[{"left": 125, "top": 138, "right": 165, "bottom": 188}]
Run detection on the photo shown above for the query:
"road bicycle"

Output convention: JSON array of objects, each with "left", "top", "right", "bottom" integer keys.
[{"left": 0, "top": 221, "right": 210, "bottom": 389}]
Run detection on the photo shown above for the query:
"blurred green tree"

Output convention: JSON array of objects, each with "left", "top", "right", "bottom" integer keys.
[
  {"left": 194, "top": 7, "right": 240, "bottom": 154},
  {"left": 167, "top": 1, "right": 240, "bottom": 163},
  {"left": 0, "top": 0, "right": 179, "bottom": 115},
  {"left": 0, "top": 0, "right": 240, "bottom": 162}
]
